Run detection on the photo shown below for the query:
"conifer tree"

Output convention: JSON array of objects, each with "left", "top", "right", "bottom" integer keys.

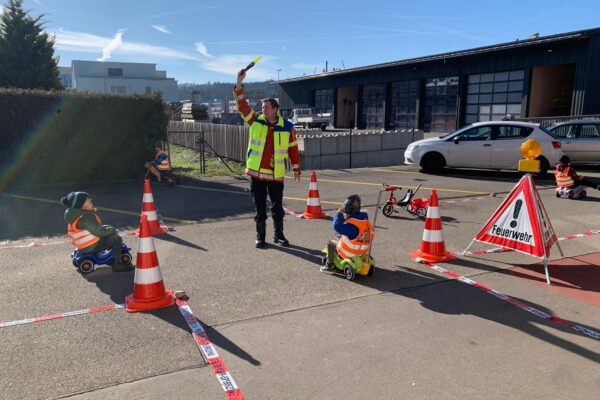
[{"left": 0, "top": 0, "right": 61, "bottom": 89}]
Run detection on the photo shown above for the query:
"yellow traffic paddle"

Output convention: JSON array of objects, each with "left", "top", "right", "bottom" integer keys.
[{"left": 242, "top": 55, "right": 262, "bottom": 72}]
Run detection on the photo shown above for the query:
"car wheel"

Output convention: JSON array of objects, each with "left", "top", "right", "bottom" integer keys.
[
  {"left": 78, "top": 260, "right": 95, "bottom": 274},
  {"left": 421, "top": 153, "right": 445, "bottom": 173},
  {"left": 120, "top": 253, "right": 132, "bottom": 265},
  {"left": 343, "top": 265, "right": 356, "bottom": 281}
]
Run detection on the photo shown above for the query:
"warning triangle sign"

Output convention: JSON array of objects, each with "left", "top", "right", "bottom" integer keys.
[{"left": 474, "top": 175, "right": 557, "bottom": 258}]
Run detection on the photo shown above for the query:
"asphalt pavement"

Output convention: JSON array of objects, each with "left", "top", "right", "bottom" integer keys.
[{"left": 1, "top": 165, "right": 599, "bottom": 400}]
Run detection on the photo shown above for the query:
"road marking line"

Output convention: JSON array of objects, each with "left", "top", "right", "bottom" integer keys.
[
  {"left": 0, "top": 304, "right": 124, "bottom": 329},
  {"left": 420, "top": 262, "right": 600, "bottom": 341},
  {"left": 176, "top": 299, "right": 245, "bottom": 400},
  {"left": 285, "top": 175, "right": 490, "bottom": 195}
]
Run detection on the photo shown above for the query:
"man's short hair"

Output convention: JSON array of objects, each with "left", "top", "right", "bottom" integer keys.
[{"left": 262, "top": 98, "right": 279, "bottom": 110}]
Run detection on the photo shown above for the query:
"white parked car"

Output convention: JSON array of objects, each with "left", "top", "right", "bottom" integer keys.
[
  {"left": 546, "top": 120, "right": 600, "bottom": 164},
  {"left": 404, "top": 121, "right": 563, "bottom": 174}
]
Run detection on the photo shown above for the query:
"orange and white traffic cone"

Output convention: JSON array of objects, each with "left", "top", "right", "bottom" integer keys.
[
  {"left": 125, "top": 214, "right": 175, "bottom": 313},
  {"left": 302, "top": 170, "right": 327, "bottom": 219},
  {"left": 410, "top": 189, "right": 456, "bottom": 263},
  {"left": 139, "top": 179, "right": 168, "bottom": 236}
]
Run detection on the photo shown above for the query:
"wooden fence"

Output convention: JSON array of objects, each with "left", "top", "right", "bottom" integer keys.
[{"left": 167, "top": 121, "right": 249, "bottom": 162}]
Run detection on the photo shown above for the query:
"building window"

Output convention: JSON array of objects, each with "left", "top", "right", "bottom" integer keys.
[
  {"left": 60, "top": 74, "right": 72, "bottom": 90},
  {"left": 145, "top": 86, "right": 152, "bottom": 94},
  {"left": 314, "top": 88, "right": 334, "bottom": 115},
  {"left": 111, "top": 86, "right": 126, "bottom": 95},
  {"left": 465, "top": 70, "right": 524, "bottom": 124},
  {"left": 108, "top": 68, "right": 123, "bottom": 77},
  {"left": 361, "top": 84, "right": 385, "bottom": 129},
  {"left": 389, "top": 80, "right": 418, "bottom": 130},
  {"left": 423, "top": 76, "right": 458, "bottom": 132}
]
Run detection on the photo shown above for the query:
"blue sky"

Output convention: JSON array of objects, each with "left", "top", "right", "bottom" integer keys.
[{"left": 11, "top": 0, "right": 600, "bottom": 84}]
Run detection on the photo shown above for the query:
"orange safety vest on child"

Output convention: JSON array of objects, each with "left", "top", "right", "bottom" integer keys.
[
  {"left": 68, "top": 214, "right": 101, "bottom": 250},
  {"left": 555, "top": 167, "right": 574, "bottom": 187},
  {"left": 336, "top": 217, "right": 373, "bottom": 259},
  {"left": 155, "top": 150, "right": 171, "bottom": 171}
]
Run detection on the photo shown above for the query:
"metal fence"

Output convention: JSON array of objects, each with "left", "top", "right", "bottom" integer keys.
[
  {"left": 167, "top": 121, "right": 249, "bottom": 162},
  {"left": 508, "top": 114, "right": 600, "bottom": 127}
]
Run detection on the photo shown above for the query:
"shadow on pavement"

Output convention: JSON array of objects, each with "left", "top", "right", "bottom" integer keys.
[
  {"left": 350, "top": 265, "right": 600, "bottom": 363},
  {"left": 0, "top": 177, "right": 254, "bottom": 241},
  {"left": 269, "top": 243, "right": 323, "bottom": 265},
  {"left": 155, "top": 232, "right": 207, "bottom": 251},
  {"left": 82, "top": 268, "right": 260, "bottom": 365}
]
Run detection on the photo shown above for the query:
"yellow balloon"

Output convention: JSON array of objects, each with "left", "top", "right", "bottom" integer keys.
[{"left": 520, "top": 139, "right": 542, "bottom": 160}]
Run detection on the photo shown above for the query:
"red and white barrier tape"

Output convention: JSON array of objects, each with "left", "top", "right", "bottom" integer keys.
[
  {"left": 0, "top": 303, "right": 123, "bottom": 329},
  {"left": 442, "top": 196, "right": 494, "bottom": 204},
  {"left": 464, "top": 230, "right": 600, "bottom": 256},
  {"left": 0, "top": 239, "right": 69, "bottom": 250},
  {"left": 176, "top": 299, "right": 245, "bottom": 400},
  {"left": 422, "top": 262, "right": 600, "bottom": 340}
]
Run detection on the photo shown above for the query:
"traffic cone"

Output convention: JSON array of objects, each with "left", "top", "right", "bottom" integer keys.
[
  {"left": 410, "top": 189, "right": 456, "bottom": 263},
  {"left": 126, "top": 214, "right": 175, "bottom": 312},
  {"left": 140, "top": 179, "right": 168, "bottom": 236},
  {"left": 302, "top": 170, "right": 327, "bottom": 219}
]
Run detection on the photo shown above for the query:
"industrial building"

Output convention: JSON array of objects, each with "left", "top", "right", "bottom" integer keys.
[
  {"left": 59, "top": 60, "right": 178, "bottom": 101},
  {"left": 277, "top": 27, "right": 600, "bottom": 133}
]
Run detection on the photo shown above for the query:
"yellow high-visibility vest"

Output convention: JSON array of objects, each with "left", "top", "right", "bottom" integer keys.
[{"left": 246, "top": 114, "right": 295, "bottom": 179}]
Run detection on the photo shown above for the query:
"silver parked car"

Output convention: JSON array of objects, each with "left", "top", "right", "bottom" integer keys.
[
  {"left": 547, "top": 120, "right": 600, "bottom": 164},
  {"left": 404, "top": 121, "right": 563, "bottom": 174}
]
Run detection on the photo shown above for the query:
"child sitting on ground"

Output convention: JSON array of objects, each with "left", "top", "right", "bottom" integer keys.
[
  {"left": 555, "top": 155, "right": 600, "bottom": 190},
  {"left": 61, "top": 191, "right": 132, "bottom": 272},
  {"left": 321, "top": 194, "right": 373, "bottom": 272}
]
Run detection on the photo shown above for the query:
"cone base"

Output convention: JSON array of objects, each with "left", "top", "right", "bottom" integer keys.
[
  {"left": 410, "top": 249, "right": 456, "bottom": 264},
  {"left": 303, "top": 211, "right": 327, "bottom": 219},
  {"left": 131, "top": 225, "right": 169, "bottom": 236},
  {"left": 125, "top": 290, "right": 175, "bottom": 313}
]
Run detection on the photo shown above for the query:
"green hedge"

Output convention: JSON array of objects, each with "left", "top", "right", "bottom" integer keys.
[{"left": 0, "top": 89, "right": 167, "bottom": 188}]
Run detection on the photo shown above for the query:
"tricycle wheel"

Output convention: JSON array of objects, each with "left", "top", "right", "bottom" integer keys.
[
  {"left": 416, "top": 207, "right": 427, "bottom": 218},
  {"left": 555, "top": 191, "right": 561, "bottom": 198},
  {"left": 568, "top": 191, "right": 574, "bottom": 199},
  {"left": 343, "top": 265, "right": 356, "bottom": 281},
  {"left": 78, "top": 260, "right": 95, "bottom": 274},
  {"left": 581, "top": 190, "right": 587, "bottom": 198},
  {"left": 382, "top": 203, "right": 394, "bottom": 217},
  {"left": 120, "top": 253, "right": 132, "bottom": 265}
]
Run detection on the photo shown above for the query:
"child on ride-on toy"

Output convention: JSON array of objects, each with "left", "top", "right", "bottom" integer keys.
[
  {"left": 62, "top": 191, "right": 132, "bottom": 272},
  {"left": 555, "top": 155, "right": 600, "bottom": 195},
  {"left": 320, "top": 194, "right": 375, "bottom": 279},
  {"left": 144, "top": 141, "right": 172, "bottom": 183}
]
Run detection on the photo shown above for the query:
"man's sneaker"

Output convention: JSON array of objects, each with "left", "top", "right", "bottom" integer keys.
[
  {"left": 255, "top": 238, "right": 266, "bottom": 249},
  {"left": 112, "top": 263, "right": 133, "bottom": 272},
  {"left": 274, "top": 233, "right": 290, "bottom": 247}
]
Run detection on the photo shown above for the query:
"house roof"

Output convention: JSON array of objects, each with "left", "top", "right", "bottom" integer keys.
[{"left": 278, "top": 27, "right": 599, "bottom": 84}]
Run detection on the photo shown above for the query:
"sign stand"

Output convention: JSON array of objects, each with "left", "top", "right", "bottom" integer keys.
[{"left": 462, "top": 174, "right": 562, "bottom": 284}]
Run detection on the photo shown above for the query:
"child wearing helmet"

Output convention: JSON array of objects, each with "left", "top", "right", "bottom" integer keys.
[
  {"left": 555, "top": 155, "right": 600, "bottom": 190},
  {"left": 321, "top": 194, "right": 373, "bottom": 272},
  {"left": 144, "top": 141, "right": 171, "bottom": 182}
]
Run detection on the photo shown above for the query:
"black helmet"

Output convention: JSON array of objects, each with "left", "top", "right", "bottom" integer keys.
[
  {"left": 559, "top": 155, "right": 570, "bottom": 165},
  {"left": 343, "top": 194, "right": 361, "bottom": 215}
]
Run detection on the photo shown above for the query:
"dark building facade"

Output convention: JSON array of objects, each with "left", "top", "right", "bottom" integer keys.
[{"left": 277, "top": 28, "right": 600, "bottom": 133}]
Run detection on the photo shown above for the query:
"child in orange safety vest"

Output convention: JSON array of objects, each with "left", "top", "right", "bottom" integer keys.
[
  {"left": 321, "top": 194, "right": 373, "bottom": 272},
  {"left": 62, "top": 191, "right": 132, "bottom": 272},
  {"left": 554, "top": 155, "right": 600, "bottom": 190},
  {"left": 144, "top": 141, "right": 171, "bottom": 182}
]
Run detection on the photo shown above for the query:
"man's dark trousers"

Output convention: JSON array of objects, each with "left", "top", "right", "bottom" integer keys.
[{"left": 250, "top": 178, "right": 285, "bottom": 223}]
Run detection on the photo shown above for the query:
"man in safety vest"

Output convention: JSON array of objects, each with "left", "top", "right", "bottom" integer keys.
[
  {"left": 555, "top": 155, "right": 600, "bottom": 190},
  {"left": 321, "top": 194, "right": 373, "bottom": 272},
  {"left": 235, "top": 69, "right": 301, "bottom": 248},
  {"left": 62, "top": 191, "right": 132, "bottom": 272},
  {"left": 144, "top": 141, "right": 171, "bottom": 182}
]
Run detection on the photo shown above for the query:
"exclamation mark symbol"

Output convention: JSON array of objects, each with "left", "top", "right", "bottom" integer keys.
[{"left": 510, "top": 199, "right": 522, "bottom": 228}]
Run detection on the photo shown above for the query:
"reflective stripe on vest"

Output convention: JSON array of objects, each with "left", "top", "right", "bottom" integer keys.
[
  {"left": 67, "top": 214, "right": 101, "bottom": 249},
  {"left": 336, "top": 217, "right": 373, "bottom": 259},
  {"left": 156, "top": 150, "right": 171, "bottom": 171},
  {"left": 555, "top": 168, "right": 574, "bottom": 187},
  {"left": 246, "top": 114, "right": 292, "bottom": 179}
]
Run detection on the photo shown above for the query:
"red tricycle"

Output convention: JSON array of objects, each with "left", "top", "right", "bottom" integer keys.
[{"left": 381, "top": 183, "right": 428, "bottom": 218}]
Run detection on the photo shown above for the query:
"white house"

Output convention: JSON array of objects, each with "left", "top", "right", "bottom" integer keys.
[{"left": 60, "top": 60, "right": 178, "bottom": 101}]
